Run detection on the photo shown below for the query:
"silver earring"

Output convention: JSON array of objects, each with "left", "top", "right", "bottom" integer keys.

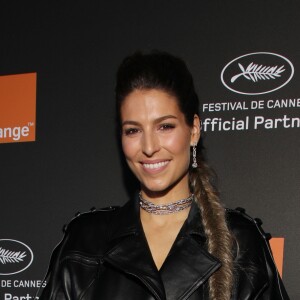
[{"left": 192, "top": 143, "right": 198, "bottom": 168}]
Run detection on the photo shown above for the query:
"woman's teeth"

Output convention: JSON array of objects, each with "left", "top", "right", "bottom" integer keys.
[{"left": 143, "top": 161, "right": 169, "bottom": 169}]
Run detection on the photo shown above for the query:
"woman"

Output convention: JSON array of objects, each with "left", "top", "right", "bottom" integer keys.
[{"left": 39, "top": 51, "right": 289, "bottom": 299}]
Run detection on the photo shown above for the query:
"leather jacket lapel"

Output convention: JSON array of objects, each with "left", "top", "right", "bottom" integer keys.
[
  {"left": 159, "top": 202, "right": 221, "bottom": 299},
  {"left": 103, "top": 199, "right": 166, "bottom": 300}
]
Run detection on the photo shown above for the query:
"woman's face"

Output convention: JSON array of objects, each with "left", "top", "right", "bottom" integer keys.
[{"left": 120, "top": 89, "right": 200, "bottom": 198}]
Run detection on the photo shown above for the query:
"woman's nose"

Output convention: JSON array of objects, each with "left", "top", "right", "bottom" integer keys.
[{"left": 141, "top": 131, "right": 160, "bottom": 157}]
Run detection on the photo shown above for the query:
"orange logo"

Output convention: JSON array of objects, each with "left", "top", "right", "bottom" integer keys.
[
  {"left": 0, "top": 73, "right": 36, "bottom": 143},
  {"left": 270, "top": 237, "right": 285, "bottom": 277}
]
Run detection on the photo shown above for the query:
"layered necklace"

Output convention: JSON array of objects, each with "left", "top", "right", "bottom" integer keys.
[{"left": 139, "top": 192, "right": 194, "bottom": 215}]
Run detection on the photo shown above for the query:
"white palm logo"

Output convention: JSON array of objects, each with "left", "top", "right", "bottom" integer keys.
[
  {"left": 231, "top": 62, "right": 285, "bottom": 83},
  {"left": 0, "top": 247, "right": 27, "bottom": 264}
]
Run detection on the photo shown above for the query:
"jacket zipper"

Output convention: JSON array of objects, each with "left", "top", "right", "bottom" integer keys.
[{"left": 62, "top": 253, "right": 100, "bottom": 266}]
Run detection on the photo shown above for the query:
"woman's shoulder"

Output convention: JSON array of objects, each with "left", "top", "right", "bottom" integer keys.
[
  {"left": 224, "top": 206, "right": 273, "bottom": 263},
  {"left": 59, "top": 205, "right": 121, "bottom": 255},
  {"left": 224, "top": 209, "right": 289, "bottom": 299},
  {"left": 225, "top": 207, "right": 271, "bottom": 242},
  {"left": 63, "top": 205, "right": 121, "bottom": 234}
]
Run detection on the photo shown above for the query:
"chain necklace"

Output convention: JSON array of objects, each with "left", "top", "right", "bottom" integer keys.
[{"left": 139, "top": 192, "right": 194, "bottom": 215}]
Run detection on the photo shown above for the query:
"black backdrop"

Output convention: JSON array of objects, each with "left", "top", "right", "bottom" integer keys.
[{"left": 0, "top": 1, "right": 299, "bottom": 299}]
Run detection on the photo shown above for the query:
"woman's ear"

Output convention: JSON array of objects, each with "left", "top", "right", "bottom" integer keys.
[{"left": 191, "top": 114, "right": 201, "bottom": 145}]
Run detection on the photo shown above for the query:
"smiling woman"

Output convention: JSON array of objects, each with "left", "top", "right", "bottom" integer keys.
[
  {"left": 121, "top": 89, "right": 199, "bottom": 197},
  {"left": 38, "top": 51, "right": 289, "bottom": 300}
]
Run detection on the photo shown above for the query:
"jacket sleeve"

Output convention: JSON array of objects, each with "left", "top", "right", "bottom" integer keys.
[
  {"left": 255, "top": 220, "right": 289, "bottom": 300},
  {"left": 36, "top": 228, "right": 71, "bottom": 300},
  {"left": 228, "top": 208, "right": 289, "bottom": 300}
]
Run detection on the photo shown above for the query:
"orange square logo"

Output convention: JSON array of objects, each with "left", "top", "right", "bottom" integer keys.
[{"left": 0, "top": 73, "right": 36, "bottom": 143}]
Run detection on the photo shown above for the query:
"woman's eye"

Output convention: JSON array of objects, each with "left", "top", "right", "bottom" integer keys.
[
  {"left": 159, "top": 124, "right": 175, "bottom": 131},
  {"left": 124, "top": 128, "right": 140, "bottom": 136}
]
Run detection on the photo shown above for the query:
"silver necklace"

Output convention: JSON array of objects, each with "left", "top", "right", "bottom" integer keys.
[{"left": 139, "top": 193, "right": 194, "bottom": 215}]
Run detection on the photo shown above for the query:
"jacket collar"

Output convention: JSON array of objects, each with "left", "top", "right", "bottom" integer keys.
[{"left": 103, "top": 195, "right": 221, "bottom": 300}]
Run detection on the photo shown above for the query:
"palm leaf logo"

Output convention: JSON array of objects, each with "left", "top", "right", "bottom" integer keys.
[
  {"left": 0, "top": 247, "right": 27, "bottom": 264},
  {"left": 231, "top": 62, "right": 285, "bottom": 83}
]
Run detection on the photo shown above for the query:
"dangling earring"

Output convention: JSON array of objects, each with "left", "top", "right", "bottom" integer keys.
[{"left": 192, "top": 143, "right": 198, "bottom": 168}]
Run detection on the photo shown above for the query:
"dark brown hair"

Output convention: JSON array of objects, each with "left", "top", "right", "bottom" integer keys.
[{"left": 115, "top": 51, "right": 234, "bottom": 300}]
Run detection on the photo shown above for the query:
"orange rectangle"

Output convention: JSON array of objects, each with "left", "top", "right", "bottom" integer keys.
[
  {"left": 269, "top": 237, "right": 284, "bottom": 278},
  {"left": 0, "top": 73, "right": 36, "bottom": 143}
]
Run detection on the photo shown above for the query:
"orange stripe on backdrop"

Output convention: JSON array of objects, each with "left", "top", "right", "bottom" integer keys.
[
  {"left": 269, "top": 237, "right": 284, "bottom": 277},
  {"left": 0, "top": 73, "right": 36, "bottom": 143}
]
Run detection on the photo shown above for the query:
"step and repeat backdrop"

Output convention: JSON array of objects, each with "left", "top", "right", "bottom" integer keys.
[{"left": 0, "top": 1, "right": 299, "bottom": 299}]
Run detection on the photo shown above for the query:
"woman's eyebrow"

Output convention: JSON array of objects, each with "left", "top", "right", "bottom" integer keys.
[
  {"left": 155, "top": 115, "right": 178, "bottom": 123},
  {"left": 122, "top": 115, "right": 178, "bottom": 127},
  {"left": 122, "top": 120, "right": 140, "bottom": 126}
]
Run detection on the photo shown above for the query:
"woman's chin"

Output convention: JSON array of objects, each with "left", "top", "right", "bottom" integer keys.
[
  {"left": 141, "top": 183, "right": 168, "bottom": 194},
  {"left": 140, "top": 181, "right": 177, "bottom": 198}
]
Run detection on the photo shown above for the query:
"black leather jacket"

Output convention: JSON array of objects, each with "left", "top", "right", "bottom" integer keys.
[{"left": 39, "top": 198, "right": 289, "bottom": 300}]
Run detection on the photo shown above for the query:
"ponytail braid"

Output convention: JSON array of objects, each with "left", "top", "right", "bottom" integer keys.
[{"left": 190, "top": 155, "right": 234, "bottom": 300}]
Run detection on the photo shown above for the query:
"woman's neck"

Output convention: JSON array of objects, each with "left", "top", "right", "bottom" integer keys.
[
  {"left": 140, "top": 187, "right": 191, "bottom": 206},
  {"left": 140, "top": 204, "right": 191, "bottom": 226}
]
